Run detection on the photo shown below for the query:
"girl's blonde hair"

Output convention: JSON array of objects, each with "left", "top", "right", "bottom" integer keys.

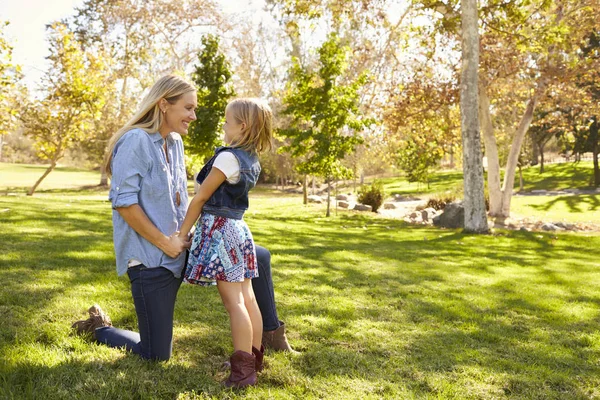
[
  {"left": 103, "top": 75, "right": 196, "bottom": 177},
  {"left": 226, "top": 98, "right": 273, "bottom": 154}
]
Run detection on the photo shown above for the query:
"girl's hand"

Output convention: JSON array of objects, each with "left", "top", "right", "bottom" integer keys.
[{"left": 161, "top": 233, "right": 190, "bottom": 258}]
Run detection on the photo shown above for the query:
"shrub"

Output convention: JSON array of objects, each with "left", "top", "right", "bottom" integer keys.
[
  {"left": 358, "top": 181, "right": 385, "bottom": 212},
  {"left": 426, "top": 193, "right": 456, "bottom": 211}
]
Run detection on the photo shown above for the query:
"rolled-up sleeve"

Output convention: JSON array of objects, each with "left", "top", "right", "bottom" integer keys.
[{"left": 108, "top": 131, "right": 151, "bottom": 209}]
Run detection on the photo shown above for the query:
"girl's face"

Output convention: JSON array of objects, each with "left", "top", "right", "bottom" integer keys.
[
  {"left": 223, "top": 108, "right": 245, "bottom": 145},
  {"left": 161, "top": 91, "right": 197, "bottom": 136}
]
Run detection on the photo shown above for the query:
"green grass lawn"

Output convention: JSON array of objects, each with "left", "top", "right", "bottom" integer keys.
[
  {"left": 376, "top": 161, "right": 598, "bottom": 196},
  {"left": 0, "top": 162, "right": 102, "bottom": 193},
  {"left": 1, "top": 184, "right": 600, "bottom": 399}
]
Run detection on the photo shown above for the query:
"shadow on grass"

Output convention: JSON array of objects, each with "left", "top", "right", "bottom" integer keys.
[
  {"left": 528, "top": 194, "right": 600, "bottom": 213},
  {"left": 2, "top": 194, "right": 600, "bottom": 398}
]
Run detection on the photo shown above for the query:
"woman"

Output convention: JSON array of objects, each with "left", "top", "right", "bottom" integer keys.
[{"left": 72, "top": 75, "right": 293, "bottom": 360}]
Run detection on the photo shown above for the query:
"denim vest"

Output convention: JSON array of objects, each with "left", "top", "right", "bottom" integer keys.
[{"left": 196, "top": 146, "right": 261, "bottom": 219}]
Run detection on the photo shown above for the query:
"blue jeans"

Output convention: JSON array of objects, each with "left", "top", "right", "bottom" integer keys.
[
  {"left": 95, "top": 265, "right": 181, "bottom": 361},
  {"left": 94, "top": 245, "right": 280, "bottom": 360},
  {"left": 253, "top": 245, "right": 281, "bottom": 331}
]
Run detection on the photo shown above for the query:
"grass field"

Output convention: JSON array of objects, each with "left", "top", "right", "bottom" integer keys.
[{"left": 1, "top": 163, "right": 600, "bottom": 399}]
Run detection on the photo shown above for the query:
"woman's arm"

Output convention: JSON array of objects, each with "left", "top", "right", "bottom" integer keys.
[
  {"left": 178, "top": 167, "right": 227, "bottom": 239},
  {"left": 117, "top": 204, "right": 189, "bottom": 258}
]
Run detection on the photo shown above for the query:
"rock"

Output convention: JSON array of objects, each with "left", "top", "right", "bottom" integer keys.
[
  {"left": 336, "top": 194, "right": 349, "bottom": 201},
  {"left": 421, "top": 207, "right": 437, "bottom": 222},
  {"left": 519, "top": 226, "right": 530, "bottom": 232},
  {"left": 554, "top": 221, "right": 575, "bottom": 230},
  {"left": 338, "top": 201, "right": 350, "bottom": 208},
  {"left": 433, "top": 202, "right": 464, "bottom": 229},
  {"left": 353, "top": 204, "right": 373, "bottom": 212},
  {"left": 384, "top": 202, "right": 397, "bottom": 210},
  {"left": 541, "top": 223, "right": 559, "bottom": 231},
  {"left": 308, "top": 195, "right": 323, "bottom": 204}
]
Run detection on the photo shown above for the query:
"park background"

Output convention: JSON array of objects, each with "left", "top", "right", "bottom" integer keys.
[{"left": 1, "top": 0, "right": 600, "bottom": 399}]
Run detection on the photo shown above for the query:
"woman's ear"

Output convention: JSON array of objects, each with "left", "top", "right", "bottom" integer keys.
[{"left": 159, "top": 98, "right": 168, "bottom": 113}]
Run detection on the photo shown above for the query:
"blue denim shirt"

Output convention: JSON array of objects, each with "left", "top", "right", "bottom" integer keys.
[
  {"left": 108, "top": 128, "right": 189, "bottom": 277},
  {"left": 197, "top": 146, "right": 261, "bottom": 219}
]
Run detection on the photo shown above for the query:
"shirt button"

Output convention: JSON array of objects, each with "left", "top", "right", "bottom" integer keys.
[{"left": 116, "top": 186, "right": 120, "bottom": 191}]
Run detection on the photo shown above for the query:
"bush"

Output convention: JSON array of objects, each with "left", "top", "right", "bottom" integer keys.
[
  {"left": 358, "top": 181, "right": 385, "bottom": 212},
  {"left": 426, "top": 193, "right": 457, "bottom": 211}
]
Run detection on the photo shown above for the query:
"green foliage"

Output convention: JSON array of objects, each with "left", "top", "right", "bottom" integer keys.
[
  {"left": 185, "top": 34, "right": 235, "bottom": 162},
  {"left": 280, "top": 33, "right": 370, "bottom": 181},
  {"left": 21, "top": 24, "right": 108, "bottom": 161},
  {"left": 0, "top": 21, "right": 22, "bottom": 139},
  {"left": 397, "top": 131, "right": 444, "bottom": 186},
  {"left": 357, "top": 180, "right": 384, "bottom": 212}
]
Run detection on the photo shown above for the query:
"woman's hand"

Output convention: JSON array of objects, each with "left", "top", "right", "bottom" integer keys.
[{"left": 160, "top": 233, "right": 191, "bottom": 258}]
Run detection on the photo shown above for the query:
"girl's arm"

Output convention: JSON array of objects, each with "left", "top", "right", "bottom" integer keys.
[{"left": 178, "top": 167, "right": 227, "bottom": 239}]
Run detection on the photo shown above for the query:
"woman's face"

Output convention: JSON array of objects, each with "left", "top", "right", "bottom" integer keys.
[
  {"left": 222, "top": 108, "right": 245, "bottom": 145},
  {"left": 162, "top": 91, "right": 197, "bottom": 136}
]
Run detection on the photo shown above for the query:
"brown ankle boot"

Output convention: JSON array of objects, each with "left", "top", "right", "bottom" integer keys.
[
  {"left": 252, "top": 345, "right": 265, "bottom": 372},
  {"left": 71, "top": 304, "right": 112, "bottom": 336},
  {"left": 262, "top": 321, "right": 297, "bottom": 352},
  {"left": 224, "top": 350, "right": 257, "bottom": 388}
]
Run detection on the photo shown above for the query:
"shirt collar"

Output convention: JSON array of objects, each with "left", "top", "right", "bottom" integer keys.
[{"left": 149, "top": 132, "right": 175, "bottom": 145}]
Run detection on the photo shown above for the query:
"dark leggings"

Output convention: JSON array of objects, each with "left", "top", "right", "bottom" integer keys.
[{"left": 95, "top": 244, "right": 280, "bottom": 360}]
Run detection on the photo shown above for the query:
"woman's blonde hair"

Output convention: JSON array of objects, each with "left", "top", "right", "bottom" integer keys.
[
  {"left": 226, "top": 98, "right": 273, "bottom": 154},
  {"left": 103, "top": 75, "right": 196, "bottom": 177}
]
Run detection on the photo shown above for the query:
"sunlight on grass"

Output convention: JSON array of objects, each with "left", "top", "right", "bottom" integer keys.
[{"left": 1, "top": 164, "right": 600, "bottom": 398}]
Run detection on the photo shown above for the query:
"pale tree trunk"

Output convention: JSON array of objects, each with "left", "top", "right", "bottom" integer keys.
[
  {"left": 500, "top": 82, "right": 546, "bottom": 217},
  {"left": 99, "top": 164, "right": 108, "bottom": 186},
  {"left": 326, "top": 178, "right": 331, "bottom": 217},
  {"left": 460, "top": 0, "right": 488, "bottom": 233},
  {"left": 479, "top": 84, "right": 502, "bottom": 216},
  {"left": 303, "top": 174, "right": 308, "bottom": 204},
  {"left": 0, "top": 135, "right": 4, "bottom": 162}
]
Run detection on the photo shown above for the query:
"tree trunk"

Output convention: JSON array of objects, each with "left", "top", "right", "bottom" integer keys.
[
  {"left": 28, "top": 161, "right": 58, "bottom": 196},
  {"left": 591, "top": 117, "right": 599, "bottom": 186},
  {"left": 460, "top": 0, "right": 488, "bottom": 233},
  {"left": 500, "top": 82, "right": 546, "bottom": 217},
  {"left": 326, "top": 178, "right": 331, "bottom": 217},
  {"left": 99, "top": 164, "right": 108, "bottom": 186},
  {"left": 539, "top": 143, "right": 545, "bottom": 174},
  {"left": 518, "top": 165, "right": 523, "bottom": 191},
  {"left": 479, "top": 83, "right": 502, "bottom": 216},
  {"left": 303, "top": 174, "right": 308, "bottom": 205},
  {"left": 0, "top": 135, "right": 4, "bottom": 162}
]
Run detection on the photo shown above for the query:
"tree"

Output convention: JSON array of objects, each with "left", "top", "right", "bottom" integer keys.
[
  {"left": 0, "top": 21, "right": 22, "bottom": 162},
  {"left": 69, "top": 0, "right": 222, "bottom": 184},
  {"left": 185, "top": 34, "right": 236, "bottom": 167},
  {"left": 460, "top": 0, "right": 488, "bottom": 232},
  {"left": 21, "top": 23, "right": 108, "bottom": 195},
  {"left": 280, "top": 34, "right": 370, "bottom": 217}
]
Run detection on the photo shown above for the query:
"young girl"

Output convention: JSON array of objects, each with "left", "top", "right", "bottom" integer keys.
[{"left": 178, "top": 98, "right": 272, "bottom": 388}]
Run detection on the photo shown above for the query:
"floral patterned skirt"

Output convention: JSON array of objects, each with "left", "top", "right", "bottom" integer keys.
[{"left": 183, "top": 213, "right": 258, "bottom": 286}]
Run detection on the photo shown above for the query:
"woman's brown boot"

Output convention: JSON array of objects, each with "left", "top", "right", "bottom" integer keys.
[
  {"left": 71, "top": 304, "right": 112, "bottom": 336},
  {"left": 252, "top": 345, "right": 265, "bottom": 372},
  {"left": 262, "top": 321, "right": 297, "bottom": 352},
  {"left": 224, "top": 350, "right": 257, "bottom": 388}
]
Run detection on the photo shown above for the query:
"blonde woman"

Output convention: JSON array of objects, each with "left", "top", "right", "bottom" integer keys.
[{"left": 73, "top": 75, "right": 195, "bottom": 360}]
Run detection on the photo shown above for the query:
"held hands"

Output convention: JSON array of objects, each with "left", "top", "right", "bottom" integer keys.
[{"left": 161, "top": 232, "right": 191, "bottom": 258}]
